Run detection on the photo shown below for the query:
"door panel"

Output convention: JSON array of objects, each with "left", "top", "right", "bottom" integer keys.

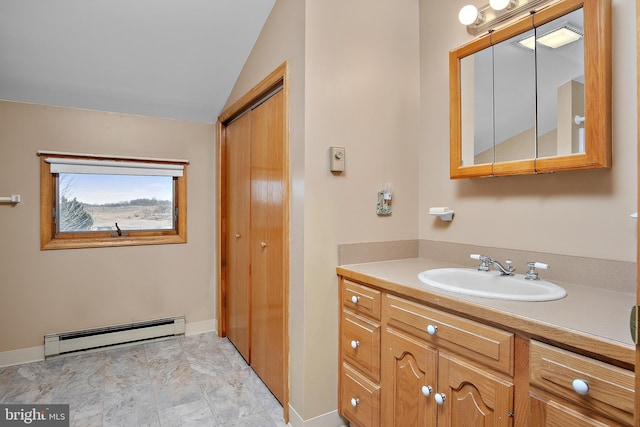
[
  {"left": 437, "top": 354, "right": 514, "bottom": 427},
  {"left": 225, "top": 112, "right": 252, "bottom": 362},
  {"left": 250, "top": 89, "right": 286, "bottom": 404},
  {"left": 382, "top": 328, "right": 437, "bottom": 427}
]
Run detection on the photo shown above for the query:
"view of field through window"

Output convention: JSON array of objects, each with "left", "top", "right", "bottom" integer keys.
[{"left": 58, "top": 174, "right": 174, "bottom": 232}]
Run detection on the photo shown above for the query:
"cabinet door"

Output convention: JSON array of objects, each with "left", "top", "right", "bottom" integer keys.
[
  {"left": 382, "top": 328, "right": 437, "bottom": 427},
  {"left": 436, "top": 354, "right": 514, "bottom": 427},
  {"left": 224, "top": 111, "right": 252, "bottom": 361},
  {"left": 250, "top": 89, "right": 286, "bottom": 404}
]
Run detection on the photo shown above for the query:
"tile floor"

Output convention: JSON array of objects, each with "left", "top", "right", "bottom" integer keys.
[{"left": 0, "top": 333, "right": 288, "bottom": 426}]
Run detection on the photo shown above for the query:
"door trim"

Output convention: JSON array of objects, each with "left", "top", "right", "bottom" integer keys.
[
  {"left": 636, "top": 0, "right": 640, "bottom": 423},
  {"left": 216, "top": 61, "right": 290, "bottom": 422}
]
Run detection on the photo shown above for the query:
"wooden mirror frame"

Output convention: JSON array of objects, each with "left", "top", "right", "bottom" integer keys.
[{"left": 449, "top": 0, "right": 611, "bottom": 179}]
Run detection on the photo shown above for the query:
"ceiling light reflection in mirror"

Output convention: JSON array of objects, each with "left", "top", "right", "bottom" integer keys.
[{"left": 518, "top": 26, "right": 583, "bottom": 50}]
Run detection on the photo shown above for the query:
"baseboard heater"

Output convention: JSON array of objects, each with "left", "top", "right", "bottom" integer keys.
[{"left": 44, "top": 316, "right": 185, "bottom": 357}]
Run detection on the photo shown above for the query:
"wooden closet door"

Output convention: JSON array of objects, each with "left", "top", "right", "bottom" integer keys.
[
  {"left": 225, "top": 112, "right": 252, "bottom": 362},
  {"left": 250, "top": 89, "right": 286, "bottom": 404}
]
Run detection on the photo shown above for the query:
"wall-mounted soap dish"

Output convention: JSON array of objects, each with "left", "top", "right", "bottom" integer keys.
[{"left": 429, "top": 207, "right": 454, "bottom": 222}]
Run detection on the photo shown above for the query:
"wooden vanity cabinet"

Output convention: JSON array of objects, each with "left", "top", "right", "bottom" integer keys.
[{"left": 338, "top": 275, "right": 634, "bottom": 427}]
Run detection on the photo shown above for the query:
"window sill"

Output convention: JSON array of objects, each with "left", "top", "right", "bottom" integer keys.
[{"left": 41, "top": 234, "right": 187, "bottom": 250}]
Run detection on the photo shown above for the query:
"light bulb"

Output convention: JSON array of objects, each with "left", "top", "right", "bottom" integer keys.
[
  {"left": 458, "top": 5, "right": 480, "bottom": 26},
  {"left": 490, "top": 0, "right": 513, "bottom": 10}
]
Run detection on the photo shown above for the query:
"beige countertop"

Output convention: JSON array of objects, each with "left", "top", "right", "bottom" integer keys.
[{"left": 337, "top": 257, "right": 636, "bottom": 367}]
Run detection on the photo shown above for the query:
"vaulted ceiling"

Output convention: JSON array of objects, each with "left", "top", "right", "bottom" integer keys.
[{"left": 0, "top": 0, "right": 276, "bottom": 123}]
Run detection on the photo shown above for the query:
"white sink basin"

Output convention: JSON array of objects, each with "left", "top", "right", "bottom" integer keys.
[{"left": 417, "top": 268, "right": 566, "bottom": 301}]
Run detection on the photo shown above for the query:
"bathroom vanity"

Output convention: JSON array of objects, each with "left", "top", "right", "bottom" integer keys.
[{"left": 337, "top": 258, "right": 634, "bottom": 426}]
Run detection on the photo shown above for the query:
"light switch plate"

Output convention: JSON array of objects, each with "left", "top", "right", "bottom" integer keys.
[{"left": 330, "top": 146, "right": 345, "bottom": 172}]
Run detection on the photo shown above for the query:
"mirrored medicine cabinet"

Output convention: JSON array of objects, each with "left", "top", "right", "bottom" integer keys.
[{"left": 449, "top": 0, "right": 611, "bottom": 179}]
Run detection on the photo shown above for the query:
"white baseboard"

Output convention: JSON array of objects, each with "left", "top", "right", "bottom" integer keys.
[
  {"left": 0, "top": 319, "right": 218, "bottom": 368},
  {"left": 185, "top": 318, "right": 217, "bottom": 336},
  {"left": 288, "top": 406, "right": 347, "bottom": 427},
  {"left": 0, "top": 346, "right": 44, "bottom": 368}
]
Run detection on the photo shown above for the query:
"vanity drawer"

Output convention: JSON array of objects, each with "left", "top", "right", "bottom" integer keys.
[
  {"left": 342, "top": 310, "right": 381, "bottom": 381},
  {"left": 340, "top": 362, "right": 380, "bottom": 427},
  {"left": 385, "top": 294, "right": 514, "bottom": 375},
  {"left": 530, "top": 395, "right": 626, "bottom": 427},
  {"left": 342, "top": 279, "right": 381, "bottom": 320},
  {"left": 530, "top": 340, "right": 634, "bottom": 425}
]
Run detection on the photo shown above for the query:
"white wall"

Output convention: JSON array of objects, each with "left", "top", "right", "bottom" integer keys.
[{"left": 305, "top": 0, "right": 420, "bottom": 420}]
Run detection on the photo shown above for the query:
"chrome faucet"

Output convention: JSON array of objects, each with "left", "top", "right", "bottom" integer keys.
[
  {"left": 524, "top": 262, "right": 550, "bottom": 280},
  {"left": 470, "top": 254, "right": 515, "bottom": 276}
]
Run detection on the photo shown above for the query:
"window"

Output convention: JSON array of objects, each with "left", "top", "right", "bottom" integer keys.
[{"left": 39, "top": 152, "right": 188, "bottom": 250}]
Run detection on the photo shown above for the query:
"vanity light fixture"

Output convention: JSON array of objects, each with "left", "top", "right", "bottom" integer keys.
[
  {"left": 458, "top": 5, "right": 483, "bottom": 26},
  {"left": 518, "top": 25, "right": 583, "bottom": 50},
  {"left": 459, "top": 0, "right": 556, "bottom": 35},
  {"left": 489, "top": 0, "right": 516, "bottom": 11}
]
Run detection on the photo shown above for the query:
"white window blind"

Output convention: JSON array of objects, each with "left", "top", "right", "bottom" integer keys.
[{"left": 45, "top": 158, "right": 184, "bottom": 177}]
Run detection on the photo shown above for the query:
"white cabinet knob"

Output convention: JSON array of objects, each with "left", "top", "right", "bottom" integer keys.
[
  {"left": 572, "top": 379, "right": 589, "bottom": 395},
  {"left": 235, "top": 233, "right": 241, "bottom": 239},
  {"left": 351, "top": 397, "right": 360, "bottom": 407},
  {"left": 351, "top": 295, "right": 360, "bottom": 304},
  {"left": 421, "top": 385, "right": 433, "bottom": 397},
  {"left": 350, "top": 340, "right": 360, "bottom": 349},
  {"left": 427, "top": 324, "right": 438, "bottom": 335},
  {"left": 260, "top": 241, "right": 267, "bottom": 248},
  {"left": 434, "top": 393, "right": 446, "bottom": 405}
]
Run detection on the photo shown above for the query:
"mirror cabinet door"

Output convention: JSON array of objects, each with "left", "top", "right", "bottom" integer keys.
[
  {"left": 450, "top": 35, "right": 494, "bottom": 178},
  {"left": 493, "top": 28, "right": 536, "bottom": 165},
  {"left": 535, "top": 8, "right": 585, "bottom": 159},
  {"left": 460, "top": 46, "right": 494, "bottom": 167},
  {"left": 534, "top": 0, "right": 610, "bottom": 173}
]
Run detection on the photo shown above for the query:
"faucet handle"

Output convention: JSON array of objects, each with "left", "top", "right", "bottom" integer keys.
[
  {"left": 525, "top": 262, "right": 550, "bottom": 280},
  {"left": 470, "top": 254, "right": 490, "bottom": 271},
  {"left": 505, "top": 259, "right": 515, "bottom": 273}
]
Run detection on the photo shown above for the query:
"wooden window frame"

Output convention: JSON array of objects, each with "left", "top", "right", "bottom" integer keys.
[{"left": 39, "top": 152, "right": 188, "bottom": 250}]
